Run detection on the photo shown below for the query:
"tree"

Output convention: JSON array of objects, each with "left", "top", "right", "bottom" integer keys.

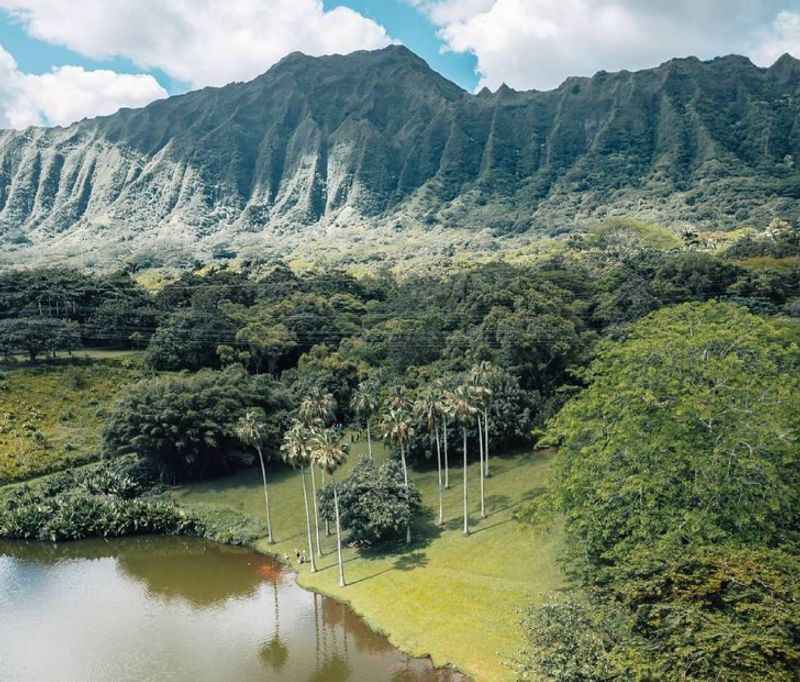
[
  {"left": 145, "top": 307, "right": 236, "bottom": 371},
  {"left": 380, "top": 407, "right": 414, "bottom": 543},
  {"left": 351, "top": 380, "right": 380, "bottom": 459},
  {"left": 0, "top": 317, "right": 81, "bottom": 362},
  {"left": 280, "top": 421, "right": 318, "bottom": 573},
  {"left": 236, "top": 409, "right": 273, "bottom": 543},
  {"left": 414, "top": 388, "right": 444, "bottom": 526},
  {"left": 469, "top": 362, "right": 498, "bottom": 478},
  {"left": 552, "top": 302, "right": 800, "bottom": 567},
  {"left": 449, "top": 385, "right": 478, "bottom": 536},
  {"left": 103, "top": 368, "right": 288, "bottom": 483},
  {"left": 222, "top": 302, "right": 297, "bottom": 374},
  {"left": 310, "top": 428, "right": 349, "bottom": 587},
  {"left": 299, "top": 389, "right": 337, "bottom": 554},
  {"left": 434, "top": 380, "right": 456, "bottom": 490},
  {"left": 319, "top": 458, "right": 422, "bottom": 546},
  {"left": 523, "top": 302, "right": 800, "bottom": 679}
]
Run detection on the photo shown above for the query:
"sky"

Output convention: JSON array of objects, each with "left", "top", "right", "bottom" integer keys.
[{"left": 0, "top": 0, "right": 798, "bottom": 129}]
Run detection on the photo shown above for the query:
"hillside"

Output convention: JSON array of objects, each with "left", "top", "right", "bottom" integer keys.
[{"left": 0, "top": 46, "right": 798, "bottom": 269}]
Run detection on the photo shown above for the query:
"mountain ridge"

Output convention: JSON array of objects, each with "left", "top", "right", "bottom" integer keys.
[{"left": 1, "top": 45, "right": 798, "bottom": 269}]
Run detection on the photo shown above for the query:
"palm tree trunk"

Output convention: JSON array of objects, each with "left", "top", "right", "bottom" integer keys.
[
  {"left": 321, "top": 469, "right": 331, "bottom": 536},
  {"left": 366, "top": 421, "right": 373, "bottom": 460},
  {"left": 434, "top": 423, "right": 443, "bottom": 526},
  {"left": 462, "top": 427, "right": 469, "bottom": 536},
  {"left": 309, "top": 465, "right": 322, "bottom": 557},
  {"left": 443, "top": 416, "right": 450, "bottom": 489},
  {"left": 256, "top": 445, "right": 273, "bottom": 543},
  {"left": 301, "top": 467, "right": 317, "bottom": 572},
  {"left": 484, "top": 409, "right": 490, "bottom": 478},
  {"left": 401, "top": 442, "right": 411, "bottom": 543},
  {"left": 477, "top": 417, "right": 486, "bottom": 519},
  {"left": 333, "top": 481, "right": 345, "bottom": 587}
]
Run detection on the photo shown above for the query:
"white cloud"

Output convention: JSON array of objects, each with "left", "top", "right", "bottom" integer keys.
[
  {"left": 411, "top": 0, "right": 800, "bottom": 91},
  {"left": 0, "top": 0, "right": 393, "bottom": 89},
  {"left": 755, "top": 10, "right": 800, "bottom": 65},
  {"left": 0, "top": 44, "right": 167, "bottom": 129}
]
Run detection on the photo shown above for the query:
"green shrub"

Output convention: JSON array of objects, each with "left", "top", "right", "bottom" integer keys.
[
  {"left": 318, "top": 458, "right": 421, "bottom": 547},
  {"left": 0, "top": 457, "right": 199, "bottom": 542}
]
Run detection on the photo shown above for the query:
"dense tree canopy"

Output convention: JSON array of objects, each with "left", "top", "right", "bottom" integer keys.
[
  {"left": 519, "top": 302, "right": 800, "bottom": 680},
  {"left": 103, "top": 368, "right": 290, "bottom": 483}
]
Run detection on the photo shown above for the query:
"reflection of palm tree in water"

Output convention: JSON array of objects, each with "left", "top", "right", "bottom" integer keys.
[
  {"left": 311, "top": 595, "right": 355, "bottom": 681},
  {"left": 259, "top": 566, "right": 289, "bottom": 672}
]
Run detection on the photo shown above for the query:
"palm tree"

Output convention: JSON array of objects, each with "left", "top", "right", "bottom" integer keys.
[
  {"left": 450, "top": 385, "right": 478, "bottom": 536},
  {"left": 280, "top": 421, "right": 317, "bottom": 573},
  {"left": 299, "top": 389, "right": 337, "bottom": 553},
  {"left": 299, "top": 389, "right": 337, "bottom": 426},
  {"left": 351, "top": 381, "right": 380, "bottom": 460},
  {"left": 468, "top": 371, "right": 492, "bottom": 519},
  {"left": 380, "top": 406, "right": 414, "bottom": 543},
  {"left": 437, "top": 387, "right": 455, "bottom": 489},
  {"left": 384, "top": 384, "right": 412, "bottom": 412},
  {"left": 414, "top": 388, "right": 444, "bottom": 527},
  {"left": 470, "top": 362, "right": 497, "bottom": 478},
  {"left": 310, "top": 428, "right": 349, "bottom": 587},
  {"left": 236, "top": 409, "right": 274, "bottom": 543}
]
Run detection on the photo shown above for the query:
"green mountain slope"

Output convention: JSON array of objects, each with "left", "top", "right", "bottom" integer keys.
[{"left": 0, "top": 46, "right": 798, "bottom": 268}]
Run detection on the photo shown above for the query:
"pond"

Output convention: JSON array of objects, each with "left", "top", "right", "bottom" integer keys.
[{"left": 0, "top": 536, "right": 466, "bottom": 682}]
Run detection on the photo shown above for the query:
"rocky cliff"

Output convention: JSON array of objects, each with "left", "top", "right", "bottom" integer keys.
[{"left": 1, "top": 45, "right": 798, "bottom": 267}]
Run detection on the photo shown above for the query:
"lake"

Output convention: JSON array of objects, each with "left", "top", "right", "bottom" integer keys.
[{"left": 0, "top": 536, "right": 466, "bottom": 682}]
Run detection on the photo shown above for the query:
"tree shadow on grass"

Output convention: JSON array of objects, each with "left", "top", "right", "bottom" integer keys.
[
  {"left": 485, "top": 486, "right": 547, "bottom": 516},
  {"left": 345, "top": 551, "right": 430, "bottom": 586}
]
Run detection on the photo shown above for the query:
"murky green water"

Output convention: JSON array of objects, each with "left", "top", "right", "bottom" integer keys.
[{"left": 0, "top": 537, "right": 465, "bottom": 682}]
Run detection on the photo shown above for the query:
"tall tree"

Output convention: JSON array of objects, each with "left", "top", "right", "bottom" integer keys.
[
  {"left": 351, "top": 380, "right": 380, "bottom": 459},
  {"left": 299, "top": 390, "right": 337, "bottom": 555},
  {"left": 469, "top": 366, "right": 493, "bottom": 519},
  {"left": 310, "top": 428, "right": 349, "bottom": 587},
  {"left": 414, "top": 388, "right": 445, "bottom": 527},
  {"left": 470, "top": 362, "right": 497, "bottom": 478},
  {"left": 450, "top": 385, "right": 477, "bottom": 536},
  {"left": 380, "top": 406, "right": 414, "bottom": 543},
  {"left": 434, "top": 380, "right": 455, "bottom": 490},
  {"left": 280, "top": 421, "right": 317, "bottom": 573},
  {"left": 236, "top": 409, "right": 274, "bottom": 543}
]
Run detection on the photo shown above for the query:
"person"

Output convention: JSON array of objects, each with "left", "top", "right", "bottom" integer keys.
[
  {"left": 301, "top": 550, "right": 307, "bottom": 564},
  {"left": 295, "top": 548, "right": 300, "bottom": 561}
]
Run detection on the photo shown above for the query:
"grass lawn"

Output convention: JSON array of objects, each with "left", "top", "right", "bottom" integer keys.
[{"left": 168, "top": 440, "right": 565, "bottom": 681}]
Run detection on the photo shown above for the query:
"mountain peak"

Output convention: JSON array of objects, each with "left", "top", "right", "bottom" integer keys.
[{"left": 1, "top": 46, "right": 798, "bottom": 269}]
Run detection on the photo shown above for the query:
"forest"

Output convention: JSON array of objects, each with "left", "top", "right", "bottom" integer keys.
[{"left": 1, "top": 218, "right": 799, "bottom": 680}]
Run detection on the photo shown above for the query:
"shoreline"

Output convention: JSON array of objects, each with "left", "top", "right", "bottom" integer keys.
[{"left": 251, "top": 540, "right": 474, "bottom": 681}]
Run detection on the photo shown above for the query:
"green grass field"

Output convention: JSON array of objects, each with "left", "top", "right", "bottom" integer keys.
[
  {"left": 168, "top": 440, "right": 565, "bottom": 681},
  {"left": 0, "top": 355, "right": 145, "bottom": 483}
]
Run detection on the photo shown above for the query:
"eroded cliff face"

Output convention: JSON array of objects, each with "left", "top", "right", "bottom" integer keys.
[{"left": 1, "top": 45, "right": 799, "bottom": 267}]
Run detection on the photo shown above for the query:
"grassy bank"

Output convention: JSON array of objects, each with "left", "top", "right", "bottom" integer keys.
[{"left": 168, "top": 441, "right": 565, "bottom": 681}]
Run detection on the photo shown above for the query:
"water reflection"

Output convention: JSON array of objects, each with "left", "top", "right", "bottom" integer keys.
[{"left": 0, "top": 537, "right": 467, "bottom": 682}]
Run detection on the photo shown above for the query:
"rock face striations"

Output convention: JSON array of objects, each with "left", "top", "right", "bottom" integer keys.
[{"left": 1, "top": 45, "right": 798, "bottom": 266}]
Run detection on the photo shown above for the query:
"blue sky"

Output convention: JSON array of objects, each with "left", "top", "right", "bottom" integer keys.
[
  {"left": 0, "top": 1, "right": 479, "bottom": 97},
  {"left": 0, "top": 1, "right": 798, "bottom": 129},
  {"left": 325, "top": 0, "right": 479, "bottom": 90}
]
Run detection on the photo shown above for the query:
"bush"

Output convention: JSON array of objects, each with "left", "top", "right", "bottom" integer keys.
[
  {"left": 318, "top": 458, "right": 421, "bottom": 546},
  {"left": 0, "top": 457, "right": 200, "bottom": 542}
]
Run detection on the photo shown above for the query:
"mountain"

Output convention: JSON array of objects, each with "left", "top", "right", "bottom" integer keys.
[{"left": 1, "top": 45, "right": 799, "bottom": 269}]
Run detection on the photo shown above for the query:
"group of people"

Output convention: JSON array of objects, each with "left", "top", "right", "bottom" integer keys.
[{"left": 284, "top": 548, "right": 309, "bottom": 565}]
